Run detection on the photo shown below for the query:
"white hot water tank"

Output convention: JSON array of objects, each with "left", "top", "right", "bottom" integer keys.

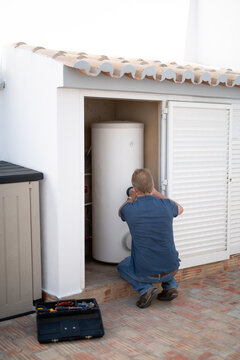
[{"left": 92, "top": 122, "right": 144, "bottom": 263}]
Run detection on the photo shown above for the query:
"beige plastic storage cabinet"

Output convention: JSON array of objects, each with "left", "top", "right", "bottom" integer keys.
[{"left": 0, "top": 161, "right": 43, "bottom": 320}]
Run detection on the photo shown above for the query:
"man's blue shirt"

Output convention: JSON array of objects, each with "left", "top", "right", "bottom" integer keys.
[{"left": 120, "top": 195, "right": 180, "bottom": 276}]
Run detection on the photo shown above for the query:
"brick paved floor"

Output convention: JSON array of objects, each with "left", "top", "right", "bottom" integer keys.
[{"left": 0, "top": 270, "right": 240, "bottom": 360}]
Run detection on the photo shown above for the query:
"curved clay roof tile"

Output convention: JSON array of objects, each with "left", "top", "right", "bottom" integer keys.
[{"left": 14, "top": 43, "right": 240, "bottom": 88}]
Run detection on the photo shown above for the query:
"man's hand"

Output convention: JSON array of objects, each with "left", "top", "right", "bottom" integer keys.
[
  {"left": 152, "top": 188, "right": 165, "bottom": 199},
  {"left": 129, "top": 188, "right": 137, "bottom": 201}
]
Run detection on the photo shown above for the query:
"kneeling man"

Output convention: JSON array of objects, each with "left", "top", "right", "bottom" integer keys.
[{"left": 118, "top": 168, "right": 183, "bottom": 308}]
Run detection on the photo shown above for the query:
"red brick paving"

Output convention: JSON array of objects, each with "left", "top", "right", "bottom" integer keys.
[
  {"left": 0, "top": 269, "right": 240, "bottom": 360},
  {"left": 197, "top": 352, "right": 213, "bottom": 360}
]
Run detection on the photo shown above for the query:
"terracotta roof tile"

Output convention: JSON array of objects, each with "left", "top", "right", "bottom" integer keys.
[{"left": 14, "top": 42, "right": 240, "bottom": 88}]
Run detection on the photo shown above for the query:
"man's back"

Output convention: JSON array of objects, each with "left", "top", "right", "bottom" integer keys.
[{"left": 120, "top": 195, "right": 180, "bottom": 276}]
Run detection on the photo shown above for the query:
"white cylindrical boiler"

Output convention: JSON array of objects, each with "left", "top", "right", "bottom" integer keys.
[{"left": 92, "top": 122, "right": 144, "bottom": 263}]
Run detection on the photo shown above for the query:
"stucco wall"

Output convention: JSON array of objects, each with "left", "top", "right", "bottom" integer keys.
[
  {"left": 197, "top": 0, "right": 240, "bottom": 72},
  {"left": 185, "top": 0, "right": 240, "bottom": 72},
  {"left": 57, "top": 88, "right": 85, "bottom": 297},
  {"left": 1, "top": 46, "right": 64, "bottom": 296},
  {"left": 64, "top": 66, "right": 240, "bottom": 100}
]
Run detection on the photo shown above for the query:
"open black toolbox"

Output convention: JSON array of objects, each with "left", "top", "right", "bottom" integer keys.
[{"left": 36, "top": 298, "right": 104, "bottom": 343}]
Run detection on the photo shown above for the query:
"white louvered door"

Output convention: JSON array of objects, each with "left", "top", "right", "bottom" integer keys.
[
  {"left": 167, "top": 102, "right": 231, "bottom": 268},
  {"left": 230, "top": 105, "right": 240, "bottom": 254}
]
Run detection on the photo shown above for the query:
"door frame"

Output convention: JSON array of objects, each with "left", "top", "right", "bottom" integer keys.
[{"left": 77, "top": 89, "right": 237, "bottom": 288}]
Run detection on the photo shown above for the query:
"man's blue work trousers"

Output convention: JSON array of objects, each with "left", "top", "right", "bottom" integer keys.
[{"left": 117, "top": 256, "right": 178, "bottom": 296}]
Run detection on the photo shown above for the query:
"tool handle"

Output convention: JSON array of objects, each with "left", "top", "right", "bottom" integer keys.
[{"left": 56, "top": 299, "right": 77, "bottom": 310}]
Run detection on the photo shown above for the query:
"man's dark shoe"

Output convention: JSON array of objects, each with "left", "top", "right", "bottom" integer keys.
[
  {"left": 157, "top": 288, "right": 178, "bottom": 301},
  {"left": 136, "top": 288, "right": 158, "bottom": 308}
]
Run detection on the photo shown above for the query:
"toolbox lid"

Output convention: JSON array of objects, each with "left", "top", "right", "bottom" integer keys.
[{"left": 0, "top": 161, "right": 44, "bottom": 184}]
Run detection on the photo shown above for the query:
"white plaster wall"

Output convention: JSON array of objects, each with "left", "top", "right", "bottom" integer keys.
[
  {"left": 185, "top": 0, "right": 240, "bottom": 72},
  {"left": 57, "top": 88, "right": 85, "bottom": 297},
  {"left": 1, "top": 46, "right": 65, "bottom": 296},
  {"left": 64, "top": 66, "right": 240, "bottom": 100}
]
